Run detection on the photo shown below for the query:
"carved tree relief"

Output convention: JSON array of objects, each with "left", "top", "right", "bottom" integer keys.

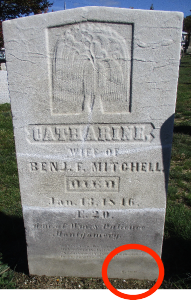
[{"left": 52, "top": 23, "right": 130, "bottom": 114}]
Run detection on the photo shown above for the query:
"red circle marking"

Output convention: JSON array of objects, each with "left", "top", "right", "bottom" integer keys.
[{"left": 102, "top": 244, "right": 164, "bottom": 300}]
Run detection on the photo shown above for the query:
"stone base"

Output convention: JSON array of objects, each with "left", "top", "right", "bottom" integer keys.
[
  {"left": 24, "top": 206, "right": 164, "bottom": 280},
  {"left": 28, "top": 255, "right": 159, "bottom": 280}
]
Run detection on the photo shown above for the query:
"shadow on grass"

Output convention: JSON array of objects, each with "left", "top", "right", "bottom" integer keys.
[
  {"left": 0, "top": 212, "right": 28, "bottom": 275},
  {"left": 180, "top": 60, "right": 191, "bottom": 67},
  {"left": 162, "top": 237, "right": 191, "bottom": 284},
  {"left": 179, "top": 65, "right": 191, "bottom": 68},
  {"left": 173, "top": 125, "right": 191, "bottom": 135}
]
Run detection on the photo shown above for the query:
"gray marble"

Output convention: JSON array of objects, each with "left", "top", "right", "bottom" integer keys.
[
  {"left": 3, "top": 7, "right": 183, "bottom": 279},
  {"left": 0, "top": 67, "right": 10, "bottom": 104}
]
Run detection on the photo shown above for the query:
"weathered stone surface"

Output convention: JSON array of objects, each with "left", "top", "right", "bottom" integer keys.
[
  {"left": 3, "top": 7, "right": 183, "bottom": 279},
  {"left": 0, "top": 67, "right": 10, "bottom": 104}
]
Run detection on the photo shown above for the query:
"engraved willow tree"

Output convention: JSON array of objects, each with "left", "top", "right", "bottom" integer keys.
[{"left": 52, "top": 23, "right": 130, "bottom": 115}]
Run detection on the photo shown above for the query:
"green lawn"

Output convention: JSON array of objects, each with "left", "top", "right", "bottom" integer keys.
[
  {"left": 162, "top": 54, "right": 191, "bottom": 288},
  {"left": 0, "top": 55, "right": 191, "bottom": 289}
]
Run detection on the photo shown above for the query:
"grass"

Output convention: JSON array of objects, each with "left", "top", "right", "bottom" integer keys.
[
  {"left": 0, "top": 55, "right": 191, "bottom": 289},
  {"left": 162, "top": 54, "right": 191, "bottom": 288},
  {"left": 0, "top": 103, "right": 25, "bottom": 289}
]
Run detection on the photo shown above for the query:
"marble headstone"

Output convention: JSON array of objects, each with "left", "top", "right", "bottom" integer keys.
[
  {"left": 0, "top": 65, "right": 10, "bottom": 104},
  {"left": 3, "top": 7, "right": 183, "bottom": 280}
]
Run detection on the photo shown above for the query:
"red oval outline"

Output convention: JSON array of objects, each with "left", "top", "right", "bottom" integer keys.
[{"left": 102, "top": 244, "right": 164, "bottom": 300}]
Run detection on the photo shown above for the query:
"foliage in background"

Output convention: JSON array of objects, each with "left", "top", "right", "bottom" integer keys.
[
  {"left": 184, "top": 15, "right": 191, "bottom": 33},
  {"left": 0, "top": 0, "right": 53, "bottom": 20},
  {"left": 0, "top": 0, "right": 53, "bottom": 48}
]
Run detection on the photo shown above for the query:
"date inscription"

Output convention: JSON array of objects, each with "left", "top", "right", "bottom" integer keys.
[{"left": 49, "top": 197, "right": 136, "bottom": 207}]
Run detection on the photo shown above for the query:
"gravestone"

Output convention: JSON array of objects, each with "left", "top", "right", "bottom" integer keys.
[
  {"left": 0, "top": 64, "right": 10, "bottom": 104},
  {"left": 3, "top": 7, "right": 183, "bottom": 280},
  {"left": 186, "top": 35, "right": 191, "bottom": 54}
]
